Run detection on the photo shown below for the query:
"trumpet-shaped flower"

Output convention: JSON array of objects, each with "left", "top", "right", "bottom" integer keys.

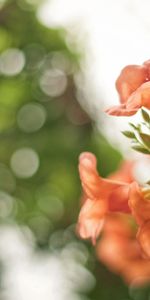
[
  {"left": 77, "top": 152, "right": 133, "bottom": 244},
  {"left": 97, "top": 213, "right": 150, "bottom": 286},
  {"left": 129, "top": 182, "right": 150, "bottom": 258},
  {"left": 106, "top": 60, "right": 150, "bottom": 116}
]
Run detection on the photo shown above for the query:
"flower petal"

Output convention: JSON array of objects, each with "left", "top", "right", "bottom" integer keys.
[
  {"left": 108, "top": 160, "right": 135, "bottom": 183},
  {"left": 79, "top": 152, "right": 127, "bottom": 200},
  {"left": 116, "top": 65, "right": 148, "bottom": 104},
  {"left": 137, "top": 221, "right": 150, "bottom": 258},
  {"left": 77, "top": 198, "right": 107, "bottom": 244},
  {"left": 105, "top": 103, "right": 138, "bottom": 116},
  {"left": 109, "top": 185, "right": 131, "bottom": 213},
  {"left": 129, "top": 182, "right": 150, "bottom": 226}
]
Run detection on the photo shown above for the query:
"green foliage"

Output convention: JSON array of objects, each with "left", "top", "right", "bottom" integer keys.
[
  {"left": 122, "top": 108, "right": 150, "bottom": 155},
  {"left": 122, "top": 130, "right": 136, "bottom": 139},
  {"left": 141, "top": 108, "right": 150, "bottom": 124},
  {"left": 0, "top": 1, "right": 131, "bottom": 299}
]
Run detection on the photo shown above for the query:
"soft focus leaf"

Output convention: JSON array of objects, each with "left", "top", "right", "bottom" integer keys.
[
  {"left": 141, "top": 108, "right": 150, "bottom": 124},
  {"left": 132, "top": 144, "right": 150, "bottom": 154},
  {"left": 129, "top": 123, "right": 139, "bottom": 130},
  {"left": 122, "top": 130, "right": 135, "bottom": 139},
  {"left": 139, "top": 133, "right": 150, "bottom": 149}
]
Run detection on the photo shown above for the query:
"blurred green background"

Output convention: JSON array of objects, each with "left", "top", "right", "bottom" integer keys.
[{"left": 0, "top": 1, "right": 145, "bottom": 299}]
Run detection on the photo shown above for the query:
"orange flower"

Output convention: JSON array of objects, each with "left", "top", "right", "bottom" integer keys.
[
  {"left": 97, "top": 214, "right": 140, "bottom": 273},
  {"left": 77, "top": 198, "right": 107, "bottom": 244},
  {"left": 96, "top": 213, "right": 150, "bottom": 286},
  {"left": 108, "top": 160, "right": 135, "bottom": 183},
  {"left": 129, "top": 182, "right": 150, "bottom": 258},
  {"left": 106, "top": 60, "right": 150, "bottom": 116},
  {"left": 129, "top": 182, "right": 150, "bottom": 225},
  {"left": 137, "top": 221, "right": 150, "bottom": 259},
  {"left": 77, "top": 152, "right": 133, "bottom": 244}
]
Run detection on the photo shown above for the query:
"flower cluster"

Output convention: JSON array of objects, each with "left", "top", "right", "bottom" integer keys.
[
  {"left": 106, "top": 60, "right": 150, "bottom": 116},
  {"left": 77, "top": 61, "right": 150, "bottom": 286}
]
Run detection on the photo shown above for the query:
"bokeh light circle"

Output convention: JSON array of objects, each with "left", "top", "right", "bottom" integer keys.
[
  {"left": 10, "top": 148, "right": 39, "bottom": 178},
  {"left": 40, "top": 68, "right": 67, "bottom": 97},
  {"left": 51, "top": 51, "right": 73, "bottom": 74},
  {"left": 0, "top": 48, "right": 25, "bottom": 76},
  {"left": 17, "top": 103, "right": 47, "bottom": 133},
  {"left": 0, "top": 191, "right": 14, "bottom": 218},
  {"left": 37, "top": 193, "right": 64, "bottom": 221}
]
